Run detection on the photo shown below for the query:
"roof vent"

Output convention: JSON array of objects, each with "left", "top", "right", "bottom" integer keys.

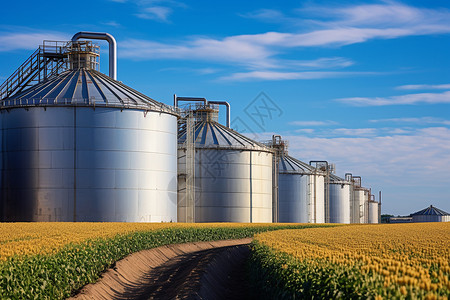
[{"left": 67, "top": 41, "right": 100, "bottom": 71}]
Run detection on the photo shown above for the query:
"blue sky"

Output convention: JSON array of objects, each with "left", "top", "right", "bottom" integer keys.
[{"left": 1, "top": 0, "right": 449, "bottom": 215}]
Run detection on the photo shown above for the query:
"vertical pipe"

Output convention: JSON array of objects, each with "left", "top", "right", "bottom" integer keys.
[
  {"left": 249, "top": 152, "right": 253, "bottom": 223},
  {"left": 310, "top": 161, "right": 329, "bottom": 223},
  {"left": 207, "top": 101, "right": 230, "bottom": 127},
  {"left": 73, "top": 107, "right": 77, "bottom": 222},
  {"left": 71, "top": 32, "right": 117, "bottom": 80}
]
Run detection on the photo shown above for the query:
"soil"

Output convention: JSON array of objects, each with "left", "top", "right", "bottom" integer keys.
[{"left": 70, "top": 238, "right": 253, "bottom": 300}]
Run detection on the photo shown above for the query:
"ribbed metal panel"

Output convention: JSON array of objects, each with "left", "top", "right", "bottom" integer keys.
[
  {"left": 411, "top": 205, "right": 450, "bottom": 222},
  {"left": 178, "top": 120, "right": 268, "bottom": 151},
  {"left": 278, "top": 155, "right": 325, "bottom": 223},
  {"left": 1, "top": 69, "right": 175, "bottom": 114},
  {"left": 177, "top": 120, "right": 273, "bottom": 223},
  {"left": 368, "top": 201, "right": 379, "bottom": 224},
  {"left": 352, "top": 188, "right": 367, "bottom": 224},
  {"left": 0, "top": 69, "right": 178, "bottom": 222},
  {"left": 328, "top": 174, "right": 351, "bottom": 224},
  {"left": 411, "top": 205, "right": 450, "bottom": 216}
]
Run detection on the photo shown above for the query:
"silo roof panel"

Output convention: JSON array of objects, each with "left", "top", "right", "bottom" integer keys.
[
  {"left": 178, "top": 120, "right": 272, "bottom": 152},
  {"left": 411, "top": 205, "right": 450, "bottom": 216},
  {"left": 279, "top": 155, "right": 315, "bottom": 174},
  {"left": 1, "top": 69, "right": 177, "bottom": 115}
]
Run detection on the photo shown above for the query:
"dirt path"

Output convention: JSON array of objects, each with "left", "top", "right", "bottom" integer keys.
[{"left": 70, "top": 238, "right": 252, "bottom": 300}]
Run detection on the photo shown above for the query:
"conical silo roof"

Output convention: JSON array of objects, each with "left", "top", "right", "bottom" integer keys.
[
  {"left": 178, "top": 111, "right": 271, "bottom": 152},
  {"left": 0, "top": 68, "right": 176, "bottom": 115},
  {"left": 329, "top": 173, "right": 350, "bottom": 183},
  {"left": 279, "top": 155, "right": 316, "bottom": 174},
  {"left": 411, "top": 205, "right": 449, "bottom": 216}
]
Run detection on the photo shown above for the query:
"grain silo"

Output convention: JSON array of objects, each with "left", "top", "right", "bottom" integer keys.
[
  {"left": 410, "top": 205, "right": 450, "bottom": 222},
  {"left": 346, "top": 174, "right": 369, "bottom": 224},
  {"left": 368, "top": 201, "right": 379, "bottom": 223},
  {"left": 0, "top": 32, "right": 179, "bottom": 222},
  {"left": 176, "top": 98, "right": 273, "bottom": 223},
  {"left": 328, "top": 174, "right": 351, "bottom": 223},
  {"left": 266, "top": 136, "right": 325, "bottom": 223}
]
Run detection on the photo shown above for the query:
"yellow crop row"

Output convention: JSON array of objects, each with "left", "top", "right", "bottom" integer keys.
[
  {"left": 0, "top": 222, "right": 306, "bottom": 261},
  {"left": 255, "top": 223, "right": 450, "bottom": 299}
]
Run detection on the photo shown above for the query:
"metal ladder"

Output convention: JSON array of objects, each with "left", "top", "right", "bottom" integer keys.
[{"left": 0, "top": 41, "right": 68, "bottom": 100}]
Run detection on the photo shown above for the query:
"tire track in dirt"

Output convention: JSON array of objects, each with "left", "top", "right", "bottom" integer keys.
[{"left": 70, "top": 238, "right": 252, "bottom": 300}]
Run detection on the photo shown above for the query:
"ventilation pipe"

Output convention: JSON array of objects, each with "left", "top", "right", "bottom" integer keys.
[
  {"left": 173, "top": 95, "right": 207, "bottom": 107},
  {"left": 71, "top": 32, "right": 117, "bottom": 80},
  {"left": 207, "top": 100, "right": 230, "bottom": 127}
]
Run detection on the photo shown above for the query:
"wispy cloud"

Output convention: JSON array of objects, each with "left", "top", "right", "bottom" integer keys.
[
  {"left": 101, "top": 21, "right": 121, "bottom": 27},
  {"left": 331, "top": 128, "right": 378, "bottom": 137},
  {"left": 119, "top": 37, "right": 274, "bottom": 69},
  {"left": 294, "top": 128, "right": 315, "bottom": 134},
  {"left": 111, "top": 0, "right": 186, "bottom": 22},
  {"left": 219, "top": 71, "right": 375, "bottom": 81},
  {"left": 396, "top": 83, "right": 450, "bottom": 90},
  {"left": 290, "top": 120, "right": 338, "bottom": 126},
  {"left": 337, "top": 91, "right": 450, "bottom": 106},
  {"left": 283, "top": 127, "right": 450, "bottom": 189},
  {"left": 0, "top": 31, "right": 68, "bottom": 52},
  {"left": 136, "top": 6, "right": 172, "bottom": 22},
  {"left": 370, "top": 117, "right": 450, "bottom": 125},
  {"left": 118, "top": 2, "right": 450, "bottom": 80}
]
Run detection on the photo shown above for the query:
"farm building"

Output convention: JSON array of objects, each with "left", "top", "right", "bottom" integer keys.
[{"left": 410, "top": 205, "right": 450, "bottom": 223}]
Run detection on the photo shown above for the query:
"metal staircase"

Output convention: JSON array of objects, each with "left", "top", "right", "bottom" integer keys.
[{"left": 0, "top": 41, "right": 69, "bottom": 100}]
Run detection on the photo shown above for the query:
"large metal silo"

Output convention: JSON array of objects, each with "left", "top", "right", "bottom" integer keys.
[
  {"left": 267, "top": 136, "right": 325, "bottom": 223},
  {"left": 346, "top": 174, "right": 369, "bottom": 224},
  {"left": 328, "top": 174, "right": 351, "bottom": 223},
  {"left": 368, "top": 201, "right": 379, "bottom": 224},
  {"left": 278, "top": 156, "right": 326, "bottom": 223},
  {"left": 0, "top": 37, "right": 179, "bottom": 222},
  {"left": 177, "top": 102, "right": 273, "bottom": 223}
]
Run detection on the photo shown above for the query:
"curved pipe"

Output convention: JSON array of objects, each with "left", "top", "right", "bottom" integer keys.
[
  {"left": 174, "top": 95, "right": 207, "bottom": 107},
  {"left": 207, "top": 100, "right": 230, "bottom": 127},
  {"left": 71, "top": 32, "right": 117, "bottom": 80}
]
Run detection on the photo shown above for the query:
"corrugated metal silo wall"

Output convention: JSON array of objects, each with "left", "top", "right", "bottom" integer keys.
[
  {"left": 368, "top": 202, "right": 379, "bottom": 224},
  {"left": 278, "top": 173, "right": 309, "bottom": 223},
  {"left": 313, "top": 174, "right": 325, "bottom": 223},
  {"left": 412, "top": 215, "right": 442, "bottom": 223},
  {"left": 178, "top": 148, "right": 273, "bottom": 223},
  {"left": 0, "top": 107, "right": 178, "bottom": 222},
  {"left": 329, "top": 183, "right": 351, "bottom": 223},
  {"left": 352, "top": 189, "right": 365, "bottom": 223}
]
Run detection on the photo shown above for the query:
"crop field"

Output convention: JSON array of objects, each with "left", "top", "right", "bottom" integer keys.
[
  {"left": 0, "top": 222, "right": 327, "bottom": 299},
  {"left": 250, "top": 223, "right": 450, "bottom": 299}
]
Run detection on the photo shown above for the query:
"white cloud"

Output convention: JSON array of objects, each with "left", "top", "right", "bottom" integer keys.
[
  {"left": 219, "top": 71, "right": 372, "bottom": 81},
  {"left": 136, "top": 6, "right": 172, "bottom": 22},
  {"left": 331, "top": 128, "right": 378, "bottom": 137},
  {"left": 337, "top": 91, "right": 450, "bottom": 106},
  {"left": 118, "top": 1, "right": 450, "bottom": 80},
  {"left": 102, "top": 21, "right": 121, "bottom": 27},
  {"left": 370, "top": 117, "right": 450, "bottom": 125},
  {"left": 288, "top": 57, "right": 354, "bottom": 69},
  {"left": 290, "top": 120, "right": 338, "bottom": 126},
  {"left": 396, "top": 83, "right": 450, "bottom": 90},
  {"left": 119, "top": 37, "right": 274, "bottom": 69},
  {"left": 284, "top": 127, "right": 450, "bottom": 185},
  {"left": 241, "top": 9, "right": 286, "bottom": 22},
  {"left": 0, "top": 32, "right": 68, "bottom": 52},
  {"left": 294, "top": 129, "right": 315, "bottom": 134}
]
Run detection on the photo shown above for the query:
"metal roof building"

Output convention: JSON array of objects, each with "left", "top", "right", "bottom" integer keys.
[
  {"left": 0, "top": 34, "right": 179, "bottom": 222},
  {"left": 177, "top": 101, "right": 273, "bottom": 223},
  {"left": 410, "top": 205, "right": 450, "bottom": 223}
]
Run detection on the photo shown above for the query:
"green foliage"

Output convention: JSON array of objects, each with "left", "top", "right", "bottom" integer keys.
[
  {"left": 247, "top": 241, "right": 382, "bottom": 300},
  {"left": 0, "top": 224, "right": 319, "bottom": 299}
]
